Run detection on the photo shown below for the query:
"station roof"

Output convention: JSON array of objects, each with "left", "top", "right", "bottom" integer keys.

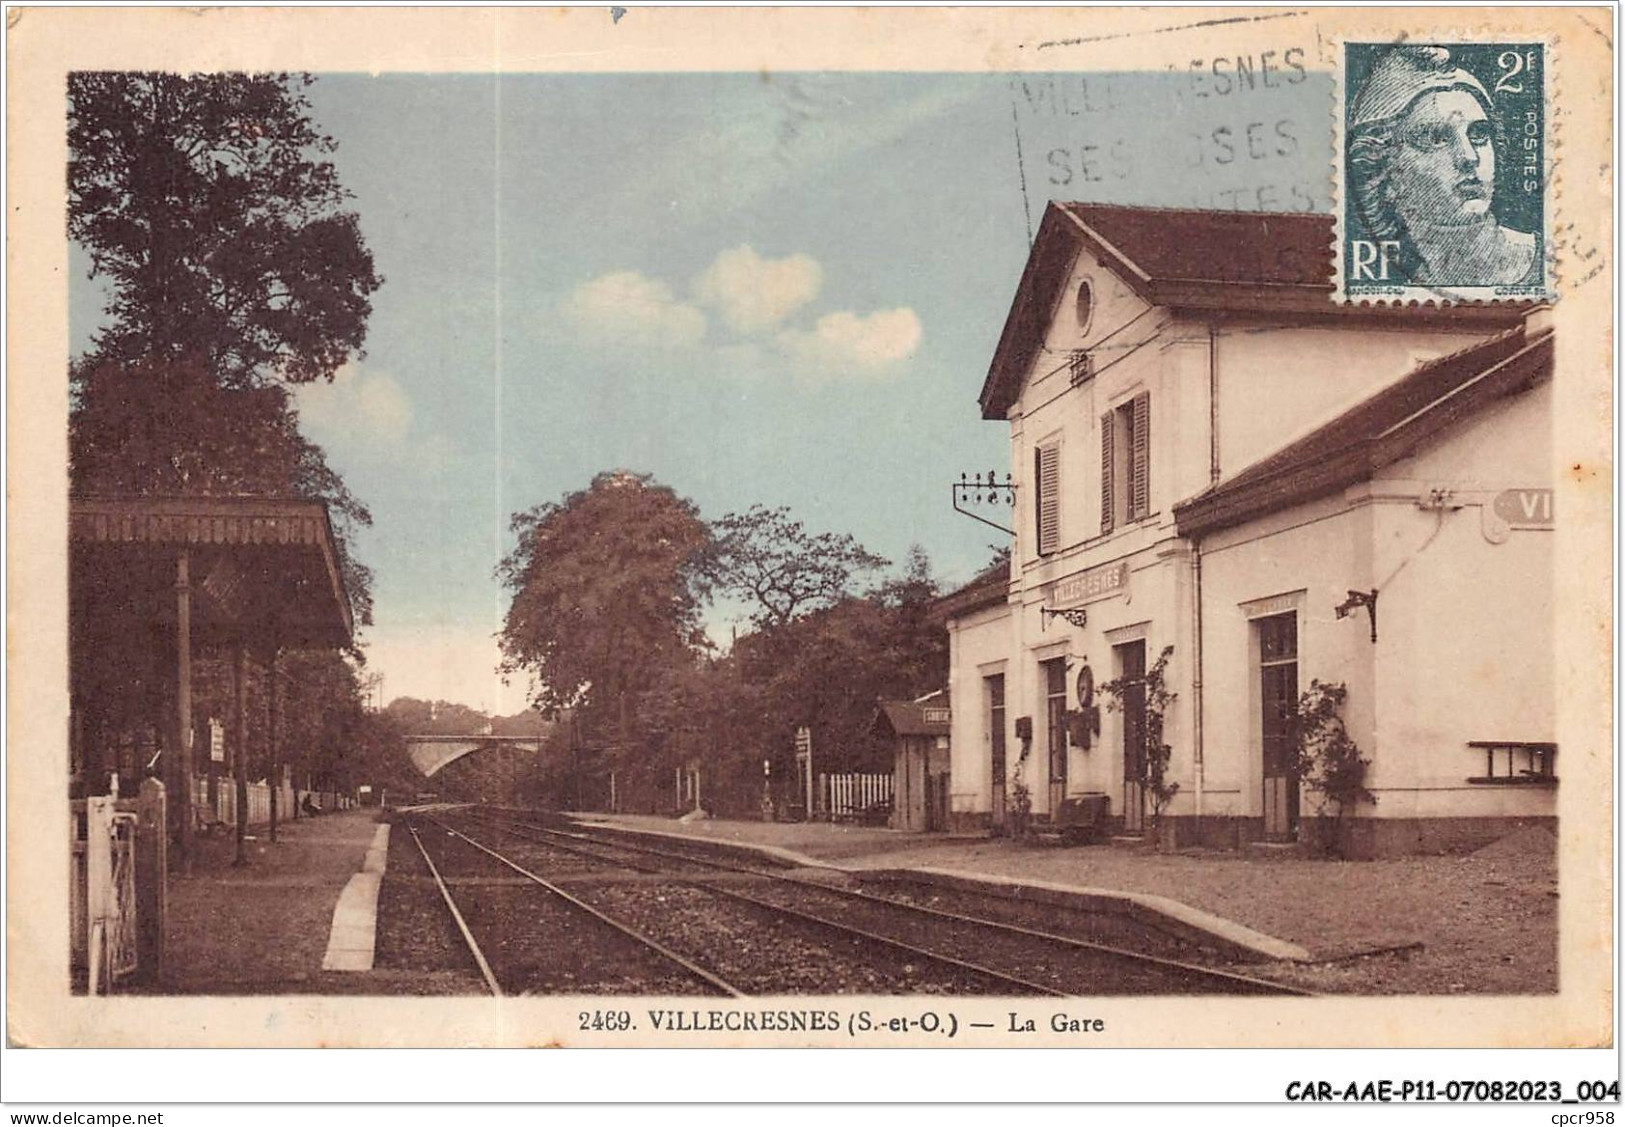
[
  {"left": 70, "top": 494, "right": 354, "bottom": 650},
  {"left": 934, "top": 558, "right": 1010, "bottom": 622},
  {"left": 1173, "top": 324, "right": 1555, "bottom": 537},
  {"left": 978, "top": 202, "right": 1533, "bottom": 420}
]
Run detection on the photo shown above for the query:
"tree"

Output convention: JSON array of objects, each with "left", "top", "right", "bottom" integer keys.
[
  {"left": 69, "top": 72, "right": 382, "bottom": 390},
  {"left": 498, "top": 471, "right": 712, "bottom": 727},
  {"left": 728, "top": 549, "right": 948, "bottom": 785},
  {"left": 385, "top": 697, "right": 493, "bottom": 737},
  {"left": 871, "top": 544, "right": 948, "bottom": 692},
  {"left": 69, "top": 72, "right": 381, "bottom": 625},
  {"left": 70, "top": 353, "right": 375, "bottom": 626},
  {"left": 703, "top": 504, "right": 889, "bottom": 629}
]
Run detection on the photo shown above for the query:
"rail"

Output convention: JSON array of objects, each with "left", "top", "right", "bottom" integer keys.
[
  {"left": 473, "top": 808, "right": 1310, "bottom": 998},
  {"left": 458, "top": 811, "right": 1066, "bottom": 996},
  {"left": 406, "top": 824, "right": 503, "bottom": 996},
  {"left": 422, "top": 816, "right": 745, "bottom": 997}
]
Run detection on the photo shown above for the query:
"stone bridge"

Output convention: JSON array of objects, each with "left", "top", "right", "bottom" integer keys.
[{"left": 406, "top": 734, "right": 548, "bottom": 778}]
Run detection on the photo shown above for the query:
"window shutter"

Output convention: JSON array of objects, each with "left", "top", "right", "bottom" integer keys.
[
  {"left": 1033, "top": 446, "right": 1043, "bottom": 552},
  {"left": 1037, "top": 442, "right": 1061, "bottom": 555},
  {"left": 1099, "top": 412, "right": 1115, "bottom": 535},
  {"left": 1130, "top": 392, "right": 1151, "bottom": 521}
]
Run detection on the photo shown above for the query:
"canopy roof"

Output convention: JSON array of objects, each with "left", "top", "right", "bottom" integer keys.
[{"left": 70, "top": 494, "right": 354, "bottom": 650}]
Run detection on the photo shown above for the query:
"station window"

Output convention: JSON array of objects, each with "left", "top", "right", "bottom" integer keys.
[
  {"left": 1100, "top": 392, "right": 1150, "bottom": 534},
  {"left": 1033, "top": 439, "right": 1061, "bottom": 556}
]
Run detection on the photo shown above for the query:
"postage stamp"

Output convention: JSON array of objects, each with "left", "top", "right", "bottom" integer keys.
[{"left": 1337, "top": 41, "right": 1552, "bottom": 302}]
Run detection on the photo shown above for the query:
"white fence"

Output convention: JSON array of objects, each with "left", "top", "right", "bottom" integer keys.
[
  {"left": 189, "top": 776, "right": 353, "bottom": 828},
  {"left": 822, "top": 772, "right": 893, "bottom": 823}
]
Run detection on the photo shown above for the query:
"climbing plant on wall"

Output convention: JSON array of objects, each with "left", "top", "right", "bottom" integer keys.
[
  {"left": 1294, "top": 680, "right": 1376, "bottom": 857},
  {"left": 1101, "top": 645, "right": 1180, "bottom": 845}
]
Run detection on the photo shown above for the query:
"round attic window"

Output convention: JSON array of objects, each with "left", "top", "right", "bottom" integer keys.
[{"left": 1075, "top": 280, "right": 1095, "bottom": 335}]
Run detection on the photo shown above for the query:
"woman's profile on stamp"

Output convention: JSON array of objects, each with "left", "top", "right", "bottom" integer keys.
[{"left": 1347, "top": 45, "right": 1539, "bottom": 288}]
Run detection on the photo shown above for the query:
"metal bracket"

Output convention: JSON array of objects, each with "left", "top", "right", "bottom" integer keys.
[
  {"left": 1041, "top": 606, "right": 1089, "bottom": 631},
  {"left": 1335, "top": 588, "right": 1379, "bottom": 643}
]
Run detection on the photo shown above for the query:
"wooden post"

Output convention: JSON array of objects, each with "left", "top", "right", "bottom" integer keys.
[
  {"left": 267, "top": 648, "right": 280, "bottom": 842},
  {"left": 134, "top": 778, "right": 167, "bottom": 985},
  {"left": 206, "top": 717, "right": 219, "bottom": 823},
  {"left": 233, "top": 644, "right": 249, "bottom": 866},
  {"left": 85, "top": 796, "right": 113, "bottom": 994},
  {"left": 172, "top": 551, "right": 193, "bottom": 872}
]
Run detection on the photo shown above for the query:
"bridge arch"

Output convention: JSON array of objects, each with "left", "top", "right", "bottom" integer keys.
[{"left": 406, "top": 734, "right": 548, "bottom": 778}]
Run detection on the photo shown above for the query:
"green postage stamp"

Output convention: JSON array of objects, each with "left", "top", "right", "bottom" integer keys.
[{"left": 1338, "top": 42, "right": 1551, "bottom": 302}]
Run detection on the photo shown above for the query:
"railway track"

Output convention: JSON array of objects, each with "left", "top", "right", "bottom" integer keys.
[
  {"left": 406, "top": 813, "right": 1059, "bottom": 995},
  {"left": 403, "top": 817, "right": 743, "bottom": 995},
  {"left": 446, "top": 807, "right": 1311, "bottom": 997}
]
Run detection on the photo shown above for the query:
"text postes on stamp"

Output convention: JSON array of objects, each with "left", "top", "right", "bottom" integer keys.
[{"left": 1338, "top": 42, "right": 1550, "bottom": 303}]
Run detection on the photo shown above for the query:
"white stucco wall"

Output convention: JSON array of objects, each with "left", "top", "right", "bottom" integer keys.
[
  {"left": 1193, "top": 376, "right": 1553, "bottom": 823},
  {"left": 1364, "top": 377, "right": 1554, "bottom": 820},
  {"left": 1214, "top": 325, "right": 1492, "bottom": 483},
  {"left": 1198, "top": 495, "right": 1369, "bottom": 820},
  {"left": 1012, "top": 248, "right": 1167, "bottom": 574},
  {"left": 946, "top": 600, "right": 1015, "bottom": 816}
]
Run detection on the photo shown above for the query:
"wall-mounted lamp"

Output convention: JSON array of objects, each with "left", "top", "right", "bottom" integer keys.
[
  {"left": 1335, "top": 588, "right": 1379, "bottom": 643},
  {"left": 1041, "top": 606, "right": 1089, "bottom": 631}
]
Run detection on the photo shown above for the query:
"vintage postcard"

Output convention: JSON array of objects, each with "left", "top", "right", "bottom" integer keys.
[{"left": 4, "top": 5, "right": 1614, "bottom": 1078}]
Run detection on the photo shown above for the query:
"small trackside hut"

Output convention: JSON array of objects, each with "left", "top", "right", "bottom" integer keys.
[{"left": 871, "top": 692, "right": 951, "bottom": 832}]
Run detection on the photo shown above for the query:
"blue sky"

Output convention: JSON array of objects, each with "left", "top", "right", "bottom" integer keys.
[{"left": 72, "top": 70, "right": 1331, "bottom": 712}]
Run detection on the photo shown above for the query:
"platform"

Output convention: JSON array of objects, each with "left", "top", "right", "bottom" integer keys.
[
  {"left": 156, "top": 807, "right": 385, "bottom": 993},
  {"left": 573, "top": 810, "right": 1554, "bottom": 988}
]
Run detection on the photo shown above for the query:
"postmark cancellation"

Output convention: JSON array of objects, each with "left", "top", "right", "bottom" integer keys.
[{"left": 1336, "top": 41, "right": 1552, "bottom": 303}]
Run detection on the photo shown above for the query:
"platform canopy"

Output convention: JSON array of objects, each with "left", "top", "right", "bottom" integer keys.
[
  {"left": 70, "top": 494, "right": 354, "bottom": 650},
  {"left": 70, "top": 494, "right": 355, "bottom": 863}
]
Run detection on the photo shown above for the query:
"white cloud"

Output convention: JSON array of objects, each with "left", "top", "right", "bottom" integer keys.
[
  {"left": 694, "top": 245, "right": 823, "bottom": 335},
  {"left": 777, "top": 307, "right": 923, "bottom": 373},
  {"left": 564, "top": 270, "right": 707, "bottom": 349},
  {"left": 561, "top": 255, "right": 921, "bottom": 381},
  {"left": 296, "top": 363, "right": 413, "bottom": 448}
]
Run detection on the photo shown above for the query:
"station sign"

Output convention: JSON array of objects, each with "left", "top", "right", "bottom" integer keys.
[
  {"left": 1048, "top": 560, "right": 1130, "bottom": 609},
  {"left": 209, "top": 718, "right": 225, "bottom": 763},
  {"left": 1492, "top": 488, "right": 1553, "bottom": 528}
]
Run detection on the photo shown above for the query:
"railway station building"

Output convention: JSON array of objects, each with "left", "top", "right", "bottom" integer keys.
[{"left": 943, "top": 203, "right": 1557, "bottom": 857}]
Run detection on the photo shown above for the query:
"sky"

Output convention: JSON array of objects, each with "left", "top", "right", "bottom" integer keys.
[{"left": 71, "top": 69, "right": 1332, "bottom": 714}]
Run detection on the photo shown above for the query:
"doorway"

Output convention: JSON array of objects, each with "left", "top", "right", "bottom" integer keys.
[
  {"left": 1257, "top": 612, "right": 1300, "bottom": 840},
  {"left": 1115, "top": 640, "right": 1147, "bottom": 834},
  {"left": 1042, "top": 657, "right": 1068, "bottom": 817},
  {"left": 985, "top": 674, "right": 1006, "bottom": 831}
]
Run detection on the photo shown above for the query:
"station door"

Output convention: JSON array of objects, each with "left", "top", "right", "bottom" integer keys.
[
  {"left": 1258, "top": 612, "right": 1300, "bottom": 841},
  {"left": 1115, "top": 640, "right": 1147, "bottom": 835}
]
